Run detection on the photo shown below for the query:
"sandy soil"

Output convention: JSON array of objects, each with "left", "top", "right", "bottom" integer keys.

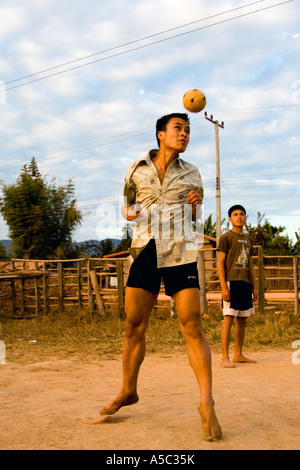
[{"left": 0, "top": 348, "right": 299, "bottom": 450}]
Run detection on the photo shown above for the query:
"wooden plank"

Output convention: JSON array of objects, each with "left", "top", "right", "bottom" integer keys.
[
  {"left": 293, "top": 256, "right": 299, "bottom": 315},
  {"left": 87, "top": 259, "right": 93, "bottom": 314},
  {"left": 57, "top": 262, "right": 64, "bottom": 311},
  {"left": 257, "top": 246, "right": 265, "bottom": 313},
  {"left": 42, "top": 262, "right": 48, "bottom": 314},
  {"left": 89, "top": 270, "right": 105, "bottom": 316},
  {"left": 77, "top": 263, "right": 82, "bottom": 308},
  {"left": 116, "top": 260, "right": 125, "bottom": 318},
  {"left": 34, "top": 262, "right": 39, "bottom": 315}
]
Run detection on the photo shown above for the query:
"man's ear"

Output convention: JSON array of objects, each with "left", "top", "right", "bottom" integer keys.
[{"left": 157, "top": 130, "right": 164, "bottom": 143}]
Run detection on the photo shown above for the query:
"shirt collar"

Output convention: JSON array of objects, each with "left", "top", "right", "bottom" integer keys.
[{"left": 144, "top": 150, "right": 185, "bottom": 169}]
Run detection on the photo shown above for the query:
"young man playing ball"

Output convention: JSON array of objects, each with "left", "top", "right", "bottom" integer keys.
[{"left": 101, "top": 113, "right": 222, "bottom": 442}]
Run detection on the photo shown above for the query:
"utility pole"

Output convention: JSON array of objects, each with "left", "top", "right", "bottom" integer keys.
[{"left": 205, "top": 112, "right": 224, "bottom": 244}]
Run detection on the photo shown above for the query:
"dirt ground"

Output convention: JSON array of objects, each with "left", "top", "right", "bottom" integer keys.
[{"left": 0, "top": 348, "right": 299, "bottom": 450}]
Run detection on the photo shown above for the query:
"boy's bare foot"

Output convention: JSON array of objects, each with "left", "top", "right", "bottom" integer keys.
[
  {"left": 100, "top": 392, "right": 139, "bottom": 416},
  {"left": 198, "top": 401, "right": 222, "bottom": 442},
  {"left": 233, "top": 355, "right": 257, "bottom": 364},
  {"left": 221, "top": 358, "right": 235, "bottom": 368}
]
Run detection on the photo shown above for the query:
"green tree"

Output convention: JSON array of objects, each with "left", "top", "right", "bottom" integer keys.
[
  {"left": 0, "top": 158, "right": 83, "bottom": 259},
  {"left": 293, "top": 231, "right": 300, "bottom": 255},
  {"left": 200, "top": 214, "right": 228, "bottom": 238},
  {"left": 0, "top": 241, "right": 7, "bottom": 260},
  {"left": 100, "top": 238, "right": 115, "bottom": 256},
  {"left": 115, "top": 223, "right": 133, "bottom": 252},
  {"left": 245, "top": 213, "right": 293, "bottom": 255},
  {"left": 79, "top": 238, "right": 115, "bottom": 257}
]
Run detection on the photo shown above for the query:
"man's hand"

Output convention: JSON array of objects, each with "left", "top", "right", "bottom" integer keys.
[
  {"left": 187, "top": 190, "right": 203, "bottom": 206},
  {"left": 121, "top": 202, "right": 142, "bottom": 221},
  {"left": 187, "top": 190, "right": 203, "bottom": 221}
]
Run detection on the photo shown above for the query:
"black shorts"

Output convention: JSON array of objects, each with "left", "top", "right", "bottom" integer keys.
[
  {"left": 222, "top": 281, "right": 254, "bottom": 317},
  {"left": 228, "top": 281, "right": 253, "bottom": 311},
  {"left": 126, "top": 239, "right": 200, "bottom": 297}
]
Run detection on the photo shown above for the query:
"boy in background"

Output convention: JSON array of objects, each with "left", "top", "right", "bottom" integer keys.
[{"left": 217, "top": 205, "right": 258, "bottom": 368}]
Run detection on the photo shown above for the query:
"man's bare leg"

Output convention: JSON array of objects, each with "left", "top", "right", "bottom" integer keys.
[
  {"left": 221, "top": 315, "right": 235, "bottom": 368},
  {"left": 174, "top": 288, "right": 222, "bottom": 442},
  {"left": 233, "top": 317, "right": 257, "bottom": 364},
  {"left": 100, "top": 287, "right": 157, "bottom": 415}
]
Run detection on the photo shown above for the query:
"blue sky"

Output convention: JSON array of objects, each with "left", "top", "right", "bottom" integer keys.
[{"left": 0, "top": 0, "right": 299, "bottom": 243}]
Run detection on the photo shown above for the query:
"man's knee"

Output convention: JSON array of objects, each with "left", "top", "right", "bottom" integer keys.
[
  {"left": 179, "top": 311, "right": 203, "bottom": 339},
  {"left": 124, "top": 312, "right": 148, "bottom": 340}
]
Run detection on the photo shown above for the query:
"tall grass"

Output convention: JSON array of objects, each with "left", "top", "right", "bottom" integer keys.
[{"left": 1, "top": 303, "right": 299, "bottom": 364}]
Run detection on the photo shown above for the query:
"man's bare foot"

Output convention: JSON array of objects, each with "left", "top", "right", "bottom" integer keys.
[
  {"left": 233, "top": 355, "right": 257, "bottom": 364},
  {"left": 198, "top": 401, "right": 222, "bottom": 442},
  {"left": 221, "top": 357, "right": 235, "bottom": 368},
  {"left": 100, "top": 392, "right": 139, "bottom": 416}
]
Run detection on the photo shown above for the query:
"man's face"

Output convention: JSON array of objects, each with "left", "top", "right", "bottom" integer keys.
[
  {"left": 158, "top": 117, "right": 190, "bottom": 153},
  {"left": 229, "top": 210, "right": 247, "bottom": 228}
]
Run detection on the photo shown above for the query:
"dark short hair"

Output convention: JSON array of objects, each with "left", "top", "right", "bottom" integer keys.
[
  {"left": 228, "top": 205, "right": 246, "bottom": 217},
  {"left": 156, "top": 113, "right": 190, "bottom": 147}
]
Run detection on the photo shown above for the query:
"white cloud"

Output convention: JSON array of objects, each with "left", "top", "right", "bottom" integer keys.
[
  {"left": 0, "top": 6, "right": 25, "bottom": 40},
  {"left": 0, "top": 0, "right": 299, "bottom": 243}
]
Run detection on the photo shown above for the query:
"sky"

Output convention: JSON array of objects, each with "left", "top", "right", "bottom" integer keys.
[{"left": 0, "top": 0, "right": 299, "bottom": 244}]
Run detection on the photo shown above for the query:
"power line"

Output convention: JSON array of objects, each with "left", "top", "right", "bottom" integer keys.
[
  {"left": 3, "top": 0, "right": 269, "bottom": 86},
  {"left": 1, "top": 0, "right": 294, "bottom": 93},
  {"left": 0, "top": 105, "right": 298, "bottom": 176}
]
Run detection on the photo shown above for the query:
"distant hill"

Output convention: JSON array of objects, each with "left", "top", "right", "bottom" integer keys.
[
  {"left": 73, "top": 238, "right": 121, "bottom": 256},
  {"left": 0, "top": 239, "right": 11, "bottom": 255},
  {"left": 0, "top": 239, "right": 122, "bottom": 258},
  {"left": 74, "top": 239, "right": 120, "bottom": 247}
]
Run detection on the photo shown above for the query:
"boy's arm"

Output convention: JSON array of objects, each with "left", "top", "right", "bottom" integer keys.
[
  {"left": 217, "top": 251, "right": 231, "bottom": 302},
  {"left": 249, "top": 257, "right": 258, "bottom": 301}
]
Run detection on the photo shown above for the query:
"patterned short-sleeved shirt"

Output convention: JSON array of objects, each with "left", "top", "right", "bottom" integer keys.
[{"left": 123, "top": 149, "right": 203, "bottom": 268}]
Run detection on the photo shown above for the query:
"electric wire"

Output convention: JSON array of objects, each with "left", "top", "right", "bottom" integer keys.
[{"left": 0, "top": 0, "right": 294, "bottom": 93}]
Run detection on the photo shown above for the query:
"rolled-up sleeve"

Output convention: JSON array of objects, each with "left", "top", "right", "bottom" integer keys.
[{"left": 123, "top": 164, "right": 136, "bottom": 208}]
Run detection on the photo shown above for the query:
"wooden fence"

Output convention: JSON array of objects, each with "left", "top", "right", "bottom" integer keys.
[
  {"left": 0, "top": 257, "right": 130, "bottom": 318},
  {"left": 0, "top": 247, "right": 299, "bottom": 318}
]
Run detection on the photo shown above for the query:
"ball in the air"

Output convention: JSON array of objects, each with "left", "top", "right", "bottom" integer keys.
[{"left": 183, "top": 89, "right": 206, "bottom": 113}]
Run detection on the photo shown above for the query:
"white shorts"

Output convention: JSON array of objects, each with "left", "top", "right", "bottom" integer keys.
[{"left": 222, "top": 300, "right": 255, "bottom": 318}]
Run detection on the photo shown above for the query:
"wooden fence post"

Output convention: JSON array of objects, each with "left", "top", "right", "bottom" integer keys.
[
  {"left": 57, "top": 262, "right": 64, "bottom": 311},
  {"left": 34, "top": 261, "right": 39, "bottom": 315},
  {"left": 10, "top": 260, "right": 15, "bottom": 315},
  {"left": 257, "top": 246, "right": 265, "bottom": 313},
  {"left": 89, "top": 270, "right": 105, "bottom": 316},
  {"left": 87, "top": 259, "right": 93, "bottom": 314},
  {"left": 42, "top": 262, "right": 48, "bottom": 314},
  {"left": 293, "top": 256, "right": 299, "bottom": 315},
  {"left": 77, "top": 262, "right": 82, "bottom": 308},
  {"left": 117, "top": 260, "right": 125, "bottom": 318}
]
